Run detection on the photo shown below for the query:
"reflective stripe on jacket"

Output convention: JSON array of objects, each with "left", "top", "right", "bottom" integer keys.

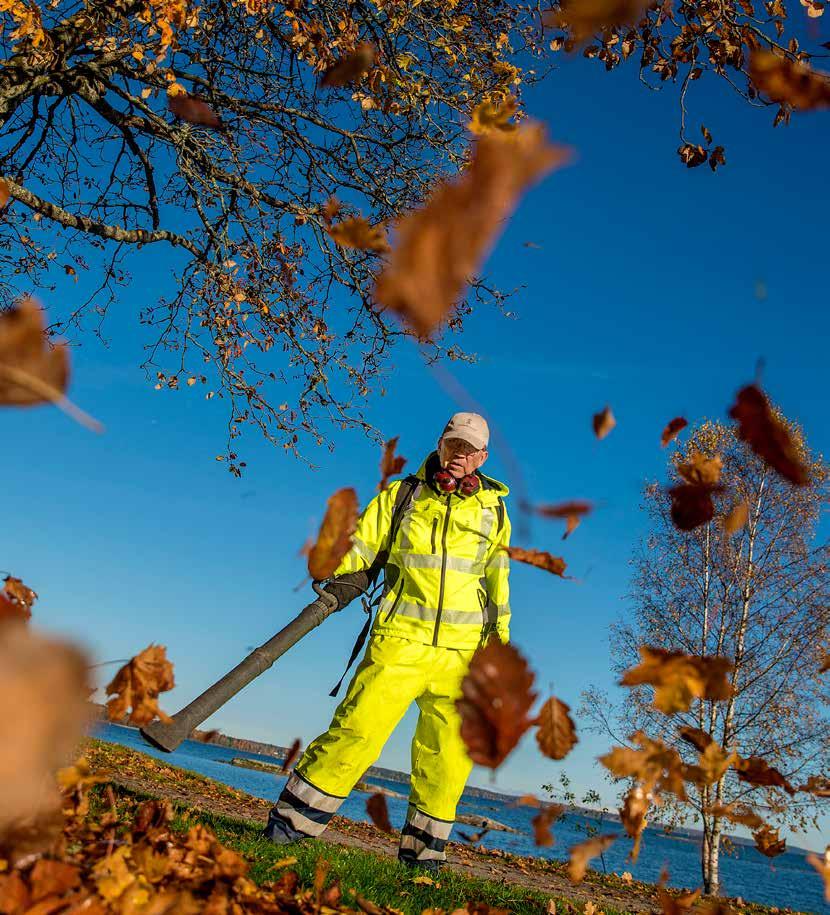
[{"left": 334, "top": 452, "right": 511, "bottom": 648}]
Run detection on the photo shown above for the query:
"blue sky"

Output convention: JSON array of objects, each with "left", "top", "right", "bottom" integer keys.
[{"left": 3, "top": 50, "right": 828, "bottom": 849}]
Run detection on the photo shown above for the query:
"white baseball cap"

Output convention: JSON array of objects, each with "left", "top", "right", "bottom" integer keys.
[{"left": 440, "top": 412, "right": 489, "bottom": 451}]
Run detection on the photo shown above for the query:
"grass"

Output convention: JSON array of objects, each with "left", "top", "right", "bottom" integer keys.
[{"left": 103, "top": 784, "right": 634, "bottom": 915}]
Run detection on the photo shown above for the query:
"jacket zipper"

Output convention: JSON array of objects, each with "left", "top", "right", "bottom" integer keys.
[
  {"left": 431, "top": 494, "right": 453, "bottom": 646},
  {"left": 430, "top": 517, "right": 438, "bottom": 553},
  {"left": 384, "top": 578, "right": 405, "bottom": 621}
]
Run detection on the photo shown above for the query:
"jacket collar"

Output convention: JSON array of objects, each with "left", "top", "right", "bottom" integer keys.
[{"left": 414, "top": 451, "right": 509, "bottom": 502}]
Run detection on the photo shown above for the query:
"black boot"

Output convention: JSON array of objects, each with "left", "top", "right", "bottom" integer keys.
[
  {"left": 398, "top": 853, "right": 444, "bottom": 874},
  {"left": 262, "top": 809, "right": 311, "bottom": 845}
]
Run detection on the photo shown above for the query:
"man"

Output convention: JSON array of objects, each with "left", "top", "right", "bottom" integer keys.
[{"left": 263, "top": 412, "right": 511, "bottom": 871}]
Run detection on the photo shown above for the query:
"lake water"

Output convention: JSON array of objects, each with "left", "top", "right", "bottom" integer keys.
[{"left": 94, "top": 723, "right": 826, "bottom": 914}]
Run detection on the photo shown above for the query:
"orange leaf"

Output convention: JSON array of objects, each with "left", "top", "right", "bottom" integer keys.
[
  {"left": 723, "top": 500, "right": 749, "bottom": 536},
  {"left": 619, "top": 786, "right": 648, "bottom": 862},
  {"left": 379, "top": 436, "right": 407, "bottom": 491},
  {"left": 734, "top": 756, "right": 796, "bottom": 795},
  {"left": 307, "top": 487, "right": 359, "bottom": 580},
  {"left": 749, "top": 50, "right": 830, "bottom": 111},
  {"left": 536, "top": 696, "right": 578, "bottom": 760},
  {"left": 677, "top": 451, "right": 722, "bottom": 486},
  {"left": 30, "top": 861, "right": 80, "bottom": 901},
  {"left": 0, "top": 178, "right": 9, "bottom": 209},
  {"left": 0, "top": 298, "right": 69, "bottom": 407},
  {"left": 620, "top": 646, "right": 733, "bottom": 714},
  {"left": 544, "top": 0, "right": 650, "bottom": 45},
  {"left": 168, "top": 93, "right": 221, "bottom": 128},
  {"left": 374, "top": 124, "right": 570, "bottom": 339},
  {"left": 506, "top": 546, "right": 567, "bottom": 577},
  {"left": 280, "top": 738, "right": 302, "bottom": 774},
  {"left": 365, "top": 792, "right": 394, "bottom": 833},
  {"left": 456, "top": 640, "right": 536, "bottom": 769},
  {"left": 592, "top": 405, "right": 616, "bottom": 440},
  {"left": 105, "top": 645, "right": 175, "bottom": 726},
  {"left": 677, "top": 726, "right": 713, "bottom": 752},
  {"left": 327, "top": 216, "right": 389, "bottom": 253},
  {"left": 806, "top": 847, "right": 830, "bottom": 903},
  {"left": 668, "top": 484, "right": 718, "bottom": 531},
  {"left": 728, "top": 384, "right": 809, "bottom": 485},
  {"left": 531, "top": 803, "right": 564, "bottom": 847},
  {"left": 704, "top": 802, "right": 765, "bottom": 830},
  {"left": 567, "top": 835, "right": 617, "bottom": 883},
  {"left": 753, "top": 823, "right": 786, "bottom": 857},
  {"left": 527, "top": 501, "right": 592, "bottom": 540},
  {"left": 320, "top": 43, "right": 376, "bottom": 88},
  {"left": 660, "top": 417, "right": 688, "bottom": 447}
]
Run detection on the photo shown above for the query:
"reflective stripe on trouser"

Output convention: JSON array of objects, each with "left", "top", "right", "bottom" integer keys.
[
  {"left": 272, "top": 634, "right": 474, "bottom": 861},
  {"left": 399, "top": 805, "right": 453, "bottom": 864}
]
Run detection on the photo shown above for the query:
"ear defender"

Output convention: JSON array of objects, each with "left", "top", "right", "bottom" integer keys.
[
  {"left": 433, "top": 470, "right": 480, "bottom": 496},
  {"left": 433, "top": 469, "right": 457, "bottom": 493},
  {"left": 458, "top": 474, "right": 481, "bottom": 496}
]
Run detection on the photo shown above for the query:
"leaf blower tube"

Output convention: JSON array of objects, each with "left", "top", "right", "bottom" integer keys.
[{"left": 139, "top": 572, "right": 370, "bottom": 753}]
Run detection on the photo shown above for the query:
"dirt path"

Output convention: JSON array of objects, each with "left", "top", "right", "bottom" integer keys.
[{"left": 82, "top": 740, "right": 774, "bottom": 915}]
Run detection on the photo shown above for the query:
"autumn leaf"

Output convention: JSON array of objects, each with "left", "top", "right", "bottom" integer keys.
[
  {"left": 661, "top": 417, "right": 688, "bottom": 447},
  {"left": 753, "top": 823, "right": 786, "bottom": 857},
  {"left": 600, "top": 731, "right": 689, "bottom": 800},
  {"left": 544, "top": 0, "right": 649, "bottom": 45},
  {"left": 327, "top": 216, "right": 390, "bottom": 253},
  {"left": 29, "top": 860, "right": 80, "bottom": 901},
  {"left": 704, "top": 802, "right": 765, "bottom": 830},
  {"left": 456, "top": 639, "right": 537, "bottom": 769},
  {"left": 374, "top": 124, "right": 570, "bottom": 339},
  {"left": 307, "top": 488, "right": 359, "bottom": 581},
  {"left": 468, "top": 95, "right": 519, "bottom": 135},
  {"left": 620, "top": 646, "right": 733, "bottom": 714},
  {"left": 532, "top": 803, "right": 564, "bottom": 847},
  {"left": 321, "top": 197, "right": 342, "bottom": 225},
  {"left": 168, "top": 92, "right": 221, "bottom": 128},
  {"left": 365, "top": 793, "right": 394, "bottom": 833},
  {"left": 728, "top": 384, "right": 809, "bottom": 485},
  {"left": 657, "top": 883, "right": 701, "bottom": 915},
  {"left": 619, "top": 786, "right": 648, "bottom": 862},
  {"left": 799, "top": 775, "right": 830, "bottom": 797},
  {"left": 677, "top": 726, "right": 714, "bottom": 752},
  {"left": 379, "top": 436, "right": 406, "bottom": 491},
  {"left": 592, "top": 405, "right": 616, "bottom": 440},
  {"left": 749, "top": 50, "right": 830, "bottom": 111},
  {"left": 723, "top": 500, "right": 749, "bottom": 536},
  {"left": 821, "top": 655, "right": 830, "bottom": 674},
  {"left": 280, "top": 739, "right": 302, "bottom": 774},
  {"left": 536, "top": 696, "right": 578, "bottom": 760},
  {"left": 513, "top": 793, "right": 542, "bottom": 807},
  {"left": 668, "top": 484, "right": 718, "bottom": 531},
  {"left": 0, "top": 178, "right": 9, "bottom": 208},
  {"left": 526, "top": 501, "right": 592, "bottom": 540},
  {"left": 320, "top": 42, "right": 376, "bottom": 88},
  {"left": 506, "top": 546, "right": 567, "bottom": 577},
  {"left": 806, "top": 847, "right": 829, "bottom": 903},
  {"left": 567, "top": 835, "right": 617, "bottom": 883},
  {"left": 685, "top": 741, "right": 737, "bottom": 787},
  {"left": 105, "top": 645, "right": 175, "bottom": 726},
  {"left": 677, "top": 451, "right": 723, "bottom": 486},
  {"left": 734, "top": 756, "right": 796, "bottom": 795}
]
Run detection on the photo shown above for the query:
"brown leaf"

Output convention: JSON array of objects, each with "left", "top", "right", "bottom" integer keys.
[
  {"left": 753, "top": 823, "right": 786, "bottom": 857},
  {"left": 678, "top": 143, "right": 708, "bottom": 168},
  {"left": 567, "top": 835, "right": 617, "bottom": 883},
  {"left": 536, "top": 696, "right": 578, "bottom": 760},
  {"left": 307, "top": 487, "right": 359, "bottom": 580},
  {"left": 456, "top": 640, "right": 537, "bottom": 769},
  {"left": 280, "top": 739, "right": 302, "bottom": 774},
  {"left": 735, "top": 756, "right": 796, "bottom": 795},
  {"left": 749, "top": 50, "right": 830, "bottom": 111},
  {"left": 620, "top": 646, "right": 733, "bottom": 714},
  {"left": 592, "top": 405, "right": 616, "bottom": 440},
  {"left": 168, "top": 93, "right": 221, "bottom": 128},
  {"left": 657, "top": 884, "right": 701, "bottom": 915},
  {"left": 531, "top": 804, "right": 564, "bottom": 847},
  {"left": 3, "top": 575, "right": 37, "bottom": 615},
  {"left": 723, "top": 500, "right": 749, "bottom": 536},
  {"left": 0, "top": 872, "right": 29, "bottom": 915},
  {"left": 544, "top": 0, "right": 649, "bottom": 45},
  {"left": 704, "top": 802, "right": 765, "bottom": 830},
  {"left": 0, "top": 591, "right": 26, "bottom": 624},
  {"left": 600, "top": 732, "right": 689, "bottom": 800},
  {"left": 527, "top": 501, "right": 592, "bottom": 540},
  {"left": 327, "top": 216, "right": 389, "bottom": 253},
  {"left": 374, "top": 124, "right": 570, "bottom": 338},
  {"left": 799, "top": 775, "right": 830, "bottom": 797},
  {"left": 728, "top": 384, "right": 809, "bottom": 485},
  {"left": 30, "top": 861, "right": 80, "bottom": 901},
  {"left": 379, "top": 436, "right": 406, "bottom": 491},
  {"left": 677, "top": 451, "right": 723, "bottom": 486},
  {"left": 506, "top": 546, "right": 567, "bottom": 577},
  {"left": 0, "top": 299, "right": 69, "bottom": 408},
  {"left": 321, "top": 43, "right": 376, "bottom": 88},
  {"left": 355, "top": 896, "right": 383, "bottom": 915},
  {"left": 0, "top": 178, "right": 9, "bottom": 209},
  {"left": 686, "top": 741, "right": 737, "bottom": 787},
  {"left": 661, "top": 417, "right": 688, "bottom": 447},
  {"left": 619, "top": 786, "right": 648, "bottom": 862},
  {"left": 820, "top": 654, "right": 829, "bottom": 674},
  {"left": 365, "top": 793, "right": 394, "bottom": 834},
  {"left": 0, "top": 627, "right": 90, "bottom": 854},
  {"left": 677, "top": 726, "right": 714, "bottom": 752},
  {"left": 321, "top": 197, "right": 342, "bottom": 225},
  {"left": 806, "top": 847, "right": 830, "bottom": 903},
  {"left": 668, "top": 485, "right": 717, "bottom": 531},
  {"left": 513, "top": 794, "right": 542, "bottom": 808},
  {"left": 105, "top": 645, "right": 175, "bottom": 726},
  {"left": 468, "top": 95, "right": 519, "bottom": 135}
]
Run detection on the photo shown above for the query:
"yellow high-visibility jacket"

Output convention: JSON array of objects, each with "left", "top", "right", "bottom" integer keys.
[{"left": 334, "top": 453, "right": 511, "bottom": 648}]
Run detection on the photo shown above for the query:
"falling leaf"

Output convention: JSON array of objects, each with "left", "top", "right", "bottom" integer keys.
[
  {"left": 536, "top": 696, "right": 578, "bottom": 760},
  {"left": 456, "top": 640, "right": 537, "bottom": 769},
  {"left": 753, "top": 823, "right": 786, "bottom": 857},
  {"left": 749, "top": 50, "right": 830, "bottom": 111},
  {"left": 321, "top": 42, "right": 376, "bottom": 87},
  {"left": 544, "top": 0, "right": 649, "bottom": 44},
  {"left": 527, "top": 501, "right": 592, "bottom": 540},
  {"left": 105, "top": 644, "right": 175, "bottom": 726},
  {"left": 600, "top": 731, "right": 690, "bottom": 800},
  {"left": 806, "top": 847, "right": 829, "bottom": 903},
  {"left": 728, "top": 384, "right": 809, "bottom": 485},
  {"left": 678, "top": 143, "right": 708, "bottom": 168},
  {"left": 168, "top": 93, "right": 221, "bottom": 128},
  {"left": 29, "top": 860, "right": 80, "bottom": 901},
  {"left": 678, "top": 726, "right": 714, "bottom": 752},
  {"left": 735, "top": 756, "right": 796, "bottom": 795},
  {"left": 723, "top": 500, "right": 749, "bottom": 536},
  {"left": 567, "top": 835, "right": 617, "bottom": 884},
  {"left": 799, "top": 775, "right": 830, "bottom": 797},
  {"left": 661, "top": 417, "right": 688, "bottom": 447},
  {"left": 365, "top": 793, "right": 394, "bottom": 834},
  {"left": 513, "top": 794, "right": 542, "bottom": 807},
  {"left": 468, "top": 95, "right": 519, "bottom": 135},
  {"left": 270, "top": 856, "right": 298, "bottom": 870},
  {"left": 506, "top": 546, "right": 567, "bottom": 577},
  {"left": 280, "top": 738, "right": 302, "bottom": 774},
  {"left": 0, "top": 627, "right": 90, "bottom": 854},
  {"left": 704, "top": 802, "right": 765, "bottom": 830},
  {"left": 677, "top": 451, "right": 723, "bottom": 486},
  {"left": 379, "top": 436, "right": 406, "bottom": 491},
  {"left": 458, "top": 825, "right": 490, "bottom": 844},
  {"left": 619, "top": 786, "right": 648, "bottom": 862},
  {"left": 374, "top": 124, "right": 570, "bottom": 339},
  {"left": 620, "top": 646, "right": 733, "bottom": 714},
  {"left": 321, "top": 197, "right": 342, "bottom": 225},
  {"left": 307, "top": 487, "right": 359, "bottom": 580},
  {"left": 0, "top": 178, "right": 9, "bottom": 208},
  {"left": 592, "top": 405, "right": 616, "bottom": 440},
  {"left": 685, "top": 741, "right": 737, "bottom": 787},
  {"left": 327, "top": 216, "right": 389, "bottom": 253},
  {"left": 668, "top": 484, "right": 717, "bottom": 531},
  {"left": 657, "top": 882, "right": 701, "bottom": 915},
  {"left": 531, "top": 804, "right": 564, "bottom": 847},
  {"left": 821, "top": 655, "right": 830, "bottom": 674}
]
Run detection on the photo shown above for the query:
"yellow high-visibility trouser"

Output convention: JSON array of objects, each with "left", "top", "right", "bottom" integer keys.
[{"left": 273, "top": 634, "right": 475, "bottom": 862}]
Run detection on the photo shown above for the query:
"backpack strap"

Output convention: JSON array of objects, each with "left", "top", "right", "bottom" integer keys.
[{"left": 495, "top": 496, "right": 505, "bottom": 535}]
